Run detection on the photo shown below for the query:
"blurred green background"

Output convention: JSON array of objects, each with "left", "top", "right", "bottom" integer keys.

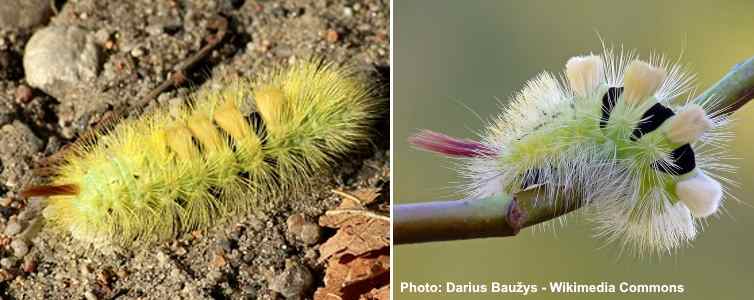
[{"left": 394, "top": 1, "right": 754, "bottom": 299}]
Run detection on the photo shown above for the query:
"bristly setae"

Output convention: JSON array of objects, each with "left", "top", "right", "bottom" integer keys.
[
  {"left": 411, "top": 48, "right": 735, "bottom": 255},
  {"left": 20, "top": 60, "right": 381, "bottom": 247}
]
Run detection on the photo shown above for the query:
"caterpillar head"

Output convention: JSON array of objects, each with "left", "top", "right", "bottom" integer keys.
[{"left": 412, "top": 49, "right": 733, "bottom": 255}]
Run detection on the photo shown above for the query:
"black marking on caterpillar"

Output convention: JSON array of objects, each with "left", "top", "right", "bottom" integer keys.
[
  {"left": 631, "top": 103, "right": 676, "bottom": 141},
  {"left": 600, "top": 87, "right": 623, "bottom": 129},
  {"left": 653, "top": 144, "right": 696, "bottom": 175}
]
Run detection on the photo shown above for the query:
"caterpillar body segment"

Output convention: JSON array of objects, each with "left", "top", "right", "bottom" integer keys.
[
  {"left": 412, "top": 50, "right": 733, "bottom": 255},
  {"left": 23, "top": 60, "right": 380, "bottom": 247}
]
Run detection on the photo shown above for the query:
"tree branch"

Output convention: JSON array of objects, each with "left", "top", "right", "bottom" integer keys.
[{"left": 395, "top": 56, "right": 754, "bottom": 245}]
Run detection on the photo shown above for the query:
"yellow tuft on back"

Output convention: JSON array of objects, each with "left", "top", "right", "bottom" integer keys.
[{"left": 254, "top": 87, "right": 289, "bottom": 136}]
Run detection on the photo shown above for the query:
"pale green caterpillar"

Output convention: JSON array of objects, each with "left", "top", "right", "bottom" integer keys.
[
  {"left": 411, "top": 48, "right": 733, "bottom": 255},
  {"left": 21, "top": 60, "right": 380, "bottom": 247}
]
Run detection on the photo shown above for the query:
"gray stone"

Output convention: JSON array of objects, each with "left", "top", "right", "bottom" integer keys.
[
  {"left": 269, "top": 262, "right": 313, "bottom": 299},
  {"left": 0, "top": 257, "right": 17, "bottom": 269},
  {"left": 286, "top": 214, "right": 321, "bottom": 245},
  {"left": 23, "top": 26, "right": 101, "bottom": 100},
  {"left": 10, "top": 239, "right": 29, "bottom": 257},
  {"left": 299, "top": 224, "right": 321, "bottom": 245},
  {"left": 0, "top": 0, "right": 53, "bottom": 31},
  {"left": 4, "top": 219, "right": 23, "bottom": 236}
]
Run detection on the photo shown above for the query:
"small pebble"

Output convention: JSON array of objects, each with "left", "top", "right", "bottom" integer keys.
[
  {"left": 4, "top": 219, "right": 22, "bottom": 236},
  {"left": 303, "top": 248, "right": 318, "bottom": 262},
  {"left": 269, "top": 262, "right": 313, "bottom": 299},
  {"left": 80, "top": 263, "right": 92, "bottom": 277},
  {"left": 286, "top": 214, "right": 321, "bottom": 245},
  {"left": 93, "top": 28, "right": 112, "bottom": 45},
  {"left": 0, "top": 236, "right": 11, "bottom": 247},
  {"left": 5, "top": 175, "right": 18, "bottom": 188},
  {"left": 156, "top": 251, "right": 170, "bottom": 266},
  {"left": 287, "top": 214, "right": 305, "bottom": 232},
  {"left": 0, "top": 269, "right": 14, "bottom": 282},
  {"left": 174, "top": 246, "right": 187, "bottom": 256},
  {"left": 230, "top": 225, "right": 244, "bottom": 240},
  {"left": 130, "top": 47, "right": 145, "bottom": 58},
  {"left": 0, "top": 257, "right": 17, "bottom": 269},
  {"left": 326, "top": 30, "right": 339, "bottom": 43},
  {"left": 146, "top": 24, "right": 164, "bottom": 36},
  {"left": 217, "top": 238, "right": 234, "bottom": 252},
  {"left": 210, "top": 252, "right": 227, "bottom": 268},
  {"left": 170, "top": 268, "right": 181, "bottom": 279},
  {"left": 96, "top": 270, "right": 110, "bottom": 286},
  {"left": 242, "top": 253, "right": 254, "bottom": 264},
  {"left": 14, "top": 85, "right": 33, "bottom": 103},
  {"left": 84, "top": 291, "right": 98, "bottom": 300},
  {"left": 10, "top": 239, "right": 29, "bottom": 257},
  {"left": 104, "top": 40, "right": 115, "bottom": 50},
  {"left": 299, "top": 223, "right": 321, "bottom": 245},
  {"left": 206, "top": 270, "right": 224, "bottom": 283},
  {"left": 21, "top": 256, "right": 36, "bottom": 273},
  {"left": 115, "top": 268, "right": 128, "bottom": 279}
]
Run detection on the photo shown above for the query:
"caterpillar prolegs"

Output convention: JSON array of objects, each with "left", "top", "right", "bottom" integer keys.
[
  {"left": 411, "top": 50, "right": 733, "bottom": 254},
  {"left": 21, "top": 60, "right": 381, "bottom": 247}
]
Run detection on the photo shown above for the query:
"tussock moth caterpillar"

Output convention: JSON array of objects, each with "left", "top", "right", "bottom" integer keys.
[
  {"left": 20, "top": 59, "right": 381, "bottom": 247},
  {"left": 411, "top": 48, "right": 734, "bottom": 255}
]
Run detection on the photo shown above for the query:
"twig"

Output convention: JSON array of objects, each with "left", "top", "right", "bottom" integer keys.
[
  {"left": 139, "top": 15, "right": 229, "bottom": 108},
  {"left": 395, "top": 55, "right": 754, "bottom": 245},
  {"left": 325, "top": 209, "right": 391, "bottom": 222},
  {"left": 332, "top": 189, "right": 366, "bottom": 206}
]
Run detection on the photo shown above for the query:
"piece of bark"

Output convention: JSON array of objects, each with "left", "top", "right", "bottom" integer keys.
[
  {"left": 360, "top": 285, "right": 389, "bottom": 300},
  {"left": 333, "top": 188, "right": 382, "bottom": 209},
  {"left": 318, "top": 211, "right": 389, "bottom": 263}
]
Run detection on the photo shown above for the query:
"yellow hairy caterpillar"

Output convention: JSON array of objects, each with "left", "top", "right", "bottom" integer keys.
[
  {"left": 411, "top": 48, "right": 734, "bottom": 255},
  {"left": 21, "top": 60, "right": 380, "bottom": 247}
]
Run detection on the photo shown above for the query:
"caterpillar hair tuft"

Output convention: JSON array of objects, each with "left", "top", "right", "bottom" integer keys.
[
  {"left": 21, "top": 59, "right": 382, "bottom": 248},
  {"left": 411, "top": 47, "right": 735, "bottom": 255}
]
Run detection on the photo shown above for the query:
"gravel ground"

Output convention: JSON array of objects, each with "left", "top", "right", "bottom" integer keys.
[{"left": 0, "top": 0, "right": 389, "bottom": 299}]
